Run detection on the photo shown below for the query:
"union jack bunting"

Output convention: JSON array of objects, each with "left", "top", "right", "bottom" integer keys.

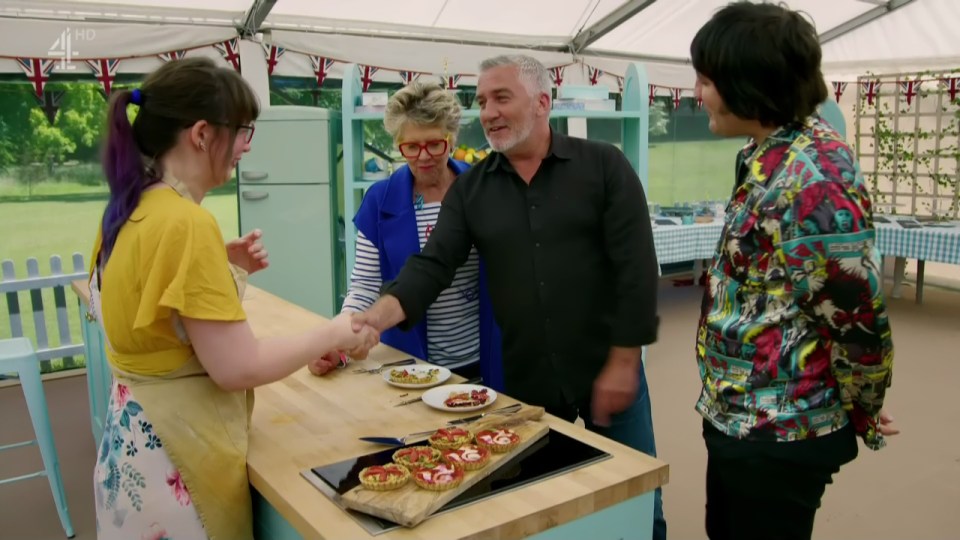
[
  {"left": 214, "top": 38, "right": 241, "bottom": 71},
  {"left": 262, "top": 44, "right": 285, "bottom": 76},
  {"left": 587, "top": 65, "right": 603, "bottom": 86},
  {"left": 441, "top": 74, "right": 461, "bottom": 90},
  {"left": 158, "top": 50, "right": 187, "bottom": 63},
  {"left": 832, "top": 81, "right": 848, "bottom": 102},
  {"left": 941, "top": 76, "right": 960, "bottom": 102},
  {"left": 310, "top": 56, "right": 335, "bottom": 87},
  {"left": 550, "top": 66, "right": 565, "bottom": 87},
  {"left": 39, "top": 89, "right": 65, "bottom": 126},
  {"left": 360, "top": 65, "right": 380, "bottom": 91},
  {"left": 648, "top": 84, "right": 657, "bottom": 106},
  {"left": 860, "top": 80, "right": 881, "bottom": 106},
  {"left": 671, "top": 87, "right": 683, "bottom": 110},
  {"left": 616, "top": 75, "right": 624, "bottom": 93},
  {"left": 899, "top": 79, "right": 921, "bottom": 106},
  {"left": 85, "top": 58, "right": 121, "bottom": 97},
  {"left": 399, "top": 70, "right": 420, "bottom": 85},
  {"left": 16, "top": 58, "right": 56, "bottom": 98}
]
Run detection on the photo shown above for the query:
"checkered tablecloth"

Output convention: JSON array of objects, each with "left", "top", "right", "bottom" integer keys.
[
  {"left": 875, "top": 222, "right": 960, "bottom": 265},
  {"left": 652, "top": 220, "right": 725, "bottom": 265},
  {"left": 652, "top": 219, "right": 960, "bottom": 266}
]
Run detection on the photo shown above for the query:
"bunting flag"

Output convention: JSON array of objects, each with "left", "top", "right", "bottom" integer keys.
[
  {"left": 158, "top": 50, "right": 187, "bottom": 63},
  {"left": 441, "top": 74, "right": 461, "bottom": 90},
  {"left": 860, "top": 80, "right": 881, "bottom": 106},
  {"left": 671, "top": 87, "right": 683, "bottom": 110},
  {"left": 359, "top": 65, "right": 379, "bottom": 92},
  {"left": 832, "top": 81, "right": 848, "bottom": 102},
  {"left": 16, "top": 58, "right": 56, "bottom": 98},
  {"left": 648, "top": 84, "right": 657, "bottom": 105},
  {"left": 262, "top": 44, "right": 285, "bottom": 76},
  {"left": 457, "top": 91, "right": 475, "bottom": 110},
  {"left": 587, "top": 65, "right": 603, "bottom": 86},
  {"left": 39, "top": 89, "right": 65, "bottom": 126},
  {"left": 696, "top": 95, "right": 703, "bottom": 110},
  {"left": 616, "top": 75, "right": 624, "bottom": 94},
  {"left": 942, "top": 76, "right": 960, "bottom": 102},
  {"left": 85, "top": 58, "right": 120, "bottom": 97},
  {"left": 399, "top": 70, "right": 420, "bottom": 85},
  {"left": 550, "top": 66, "right": 565, "bottom": 87},
  {"left": 310, "top": 56, "right": 335, "bottom": 87},
  {"left": 214, "top": 38, "right": 241, "bottom": 71},
  {"left": 899, "top": 79, "right": 920, "bottom": 106}
]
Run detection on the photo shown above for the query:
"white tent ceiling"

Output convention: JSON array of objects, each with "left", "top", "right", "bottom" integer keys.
[{"left": 1, "top": 0, "right": 958, "bottom": 89}]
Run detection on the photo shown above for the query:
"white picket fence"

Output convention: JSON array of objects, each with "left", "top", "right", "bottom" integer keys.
[{"left": 0, "top": 254, "right": 88, "bottom": 373}]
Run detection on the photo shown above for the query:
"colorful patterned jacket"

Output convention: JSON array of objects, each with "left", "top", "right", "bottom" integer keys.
[{"left": 696, "top": 117, "right": 894, "bottom": 450}]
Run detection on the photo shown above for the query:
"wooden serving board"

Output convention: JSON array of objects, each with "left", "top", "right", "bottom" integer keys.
[{"left": 339, "top": 406, "right": 549, "bottom": 527}]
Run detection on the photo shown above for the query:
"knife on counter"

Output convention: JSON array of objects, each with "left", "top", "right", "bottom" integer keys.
[{"left": 392, "top": 376, "right": 482, "bottom": 407}]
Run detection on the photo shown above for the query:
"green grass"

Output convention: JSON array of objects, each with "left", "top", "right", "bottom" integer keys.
[
  {"left": 0, "top": 172, "right": 239, "bottom": 374},
  {"left": 0, "top": 139, "right": 739, "bottom": 373}
]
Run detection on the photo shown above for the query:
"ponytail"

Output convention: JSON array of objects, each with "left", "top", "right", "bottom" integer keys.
[{"left": 100, "top": 89, "right": 146, "bottom": 263}]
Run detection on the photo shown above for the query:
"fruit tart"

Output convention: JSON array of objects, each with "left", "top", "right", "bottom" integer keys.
[
  {"left": 389, "top": 367, "right": 439, "bottom": 385},
  {"left": 441, "top": 444, "right": 490, "bottom": 471},
  {"left": 428, "top": 427, "right": 473, "bottom": 450},
  {"left": 411, "top": 462, "right": 465, "bottom": 491},
  {"left": 358, "top": 463, "right": 410, "bottom": 491},
  {"left": 392, "top": 445, "right": 441, "bottom": 469},
  {"left": 475, "top": 428, "right": 521, "bottom": 453}
]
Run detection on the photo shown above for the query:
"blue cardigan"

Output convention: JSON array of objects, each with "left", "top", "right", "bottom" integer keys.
[{"left": 352, "top": 159, "right": 504, "bottom": 391}]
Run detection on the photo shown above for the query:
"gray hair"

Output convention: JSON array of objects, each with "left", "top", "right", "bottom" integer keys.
[
  {"left": 383, "top": 81, "right": 462, "bottom": 141},
  {"left": 479, "top": 54, "right": 552, "bottom": 99}
]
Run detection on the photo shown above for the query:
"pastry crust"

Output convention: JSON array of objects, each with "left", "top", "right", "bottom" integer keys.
[
  {"left": 412, "top": 463, "right": 465, "bottom": 491},
  {"left": 388, "top": 367, "right": 440, "bottom": 385},
  {"left": 428, "top": 427, "right": 473, "bottom": 450},
  {"left": 475, "top": 429, "right": 521, "bottom": 453},
  {"left": 358, "top": 463, "right": 410, "bottom": 491},
  {"left": 441, "top": 444, "right": 490, "bottom": 471},
  {"left": 392, "top": 445, "right": 442, "bottom": 468}
]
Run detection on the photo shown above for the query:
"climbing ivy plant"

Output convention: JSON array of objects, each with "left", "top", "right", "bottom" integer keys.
[{"left": 856, "top": 68, "right": 960, "bottom": 220}]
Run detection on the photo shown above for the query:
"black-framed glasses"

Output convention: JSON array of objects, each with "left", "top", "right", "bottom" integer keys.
[
  {"left": 236, "top": 124, "right": 255, "bottom": 144},
  {"left": 398, "top": 138, "right": 448, "bottom": 159}
]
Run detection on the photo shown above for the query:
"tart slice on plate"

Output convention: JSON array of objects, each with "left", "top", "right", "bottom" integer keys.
[
  {"left": 441, "top": 444, "right": 490, "bottom": 471},
  {"left": 475, "top": 428, "right": 521, "bottom": 453},
  {"left": 428, "top": 427, "right": 473, "bottom": 450},
  {"left": 358, "top": 463, "right": 410, "bottom": 491},
  {"left": 392, "top": 445, "right": 441, "bottom": 469},
  {"left": 412, "top": 462, "right": 465, "bottom": 491}
]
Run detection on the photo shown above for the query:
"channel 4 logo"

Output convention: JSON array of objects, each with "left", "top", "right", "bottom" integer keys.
[{"left": 48, "top": 27, "right": 97, "bottom": 71}]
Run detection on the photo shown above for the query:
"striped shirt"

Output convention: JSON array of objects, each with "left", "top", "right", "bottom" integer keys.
[{"left": 342, "top": 201, "right": 480, "bottom": 370}]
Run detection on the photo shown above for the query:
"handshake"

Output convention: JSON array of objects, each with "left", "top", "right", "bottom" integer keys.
[{"left": 308, "top": 311, "right": 381, "bottom": 376}]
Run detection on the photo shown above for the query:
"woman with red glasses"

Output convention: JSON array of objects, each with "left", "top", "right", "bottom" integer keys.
[{"left": 310, "top": 81, "right": 503, "bottom": 390}]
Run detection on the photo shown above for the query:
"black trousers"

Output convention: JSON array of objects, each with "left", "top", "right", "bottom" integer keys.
[{"left": 703, "top": 420, "right": 858, "bottom": 540}]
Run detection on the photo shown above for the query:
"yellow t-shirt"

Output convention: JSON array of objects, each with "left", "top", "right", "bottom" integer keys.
[{"left": 94, "top": 187, "right": 246, "bottom": 376}]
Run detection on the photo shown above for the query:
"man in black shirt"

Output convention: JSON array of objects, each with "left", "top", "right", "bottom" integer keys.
[{"left": 349, "top": 54, "right": 664, "bottom": 540}]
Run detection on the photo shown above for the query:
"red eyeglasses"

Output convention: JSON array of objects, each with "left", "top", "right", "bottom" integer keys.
[{"left": 398, "top": 138, "right": 449, "bottom": 159}]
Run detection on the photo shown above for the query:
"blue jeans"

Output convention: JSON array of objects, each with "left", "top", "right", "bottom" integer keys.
[{"left": 552, "top": 363, "right": 667, "bottom": 540}]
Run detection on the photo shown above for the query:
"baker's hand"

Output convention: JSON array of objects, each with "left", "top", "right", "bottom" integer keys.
[
  {"left": 346, "top": 311, "right": 382, "bottom": 360},
  {"left": 877, "top": 408, "right": 900, "bottom": 436},
  {"left": 308, "top": 352, "right": 343, "bottom": 376},
  {"left": 591, "top": 348, "right": 641, "bottom": 427},
  {"left": 226, "top": 229, "right": 269, "bottom": 274}
]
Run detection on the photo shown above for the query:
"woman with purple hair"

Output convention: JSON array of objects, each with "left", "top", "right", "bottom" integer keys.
[{"left": 86, "top": 57, "right": 378, "bottom": 539}]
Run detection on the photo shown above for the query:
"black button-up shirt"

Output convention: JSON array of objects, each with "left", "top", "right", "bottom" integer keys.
[{"left": 383, "top": 130, "right": 659, "bottom": 410}]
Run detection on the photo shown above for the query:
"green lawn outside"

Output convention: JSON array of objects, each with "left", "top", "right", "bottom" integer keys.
[{"left": 0, "top": 138, "right": 738, "bottom": 373}]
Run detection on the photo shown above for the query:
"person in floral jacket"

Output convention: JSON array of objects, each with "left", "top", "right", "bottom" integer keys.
[{"left": 689, "top": 3, "right": 898, "bottom": 539}]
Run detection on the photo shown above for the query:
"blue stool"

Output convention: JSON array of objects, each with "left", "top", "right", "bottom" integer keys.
[{"left": 0, "top": 337, "right": 75, "bottom": 538}]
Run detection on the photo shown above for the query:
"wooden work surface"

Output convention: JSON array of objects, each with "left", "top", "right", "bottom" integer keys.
[{"left": 73, "top": 282, "right": 669, "bottom": 540}]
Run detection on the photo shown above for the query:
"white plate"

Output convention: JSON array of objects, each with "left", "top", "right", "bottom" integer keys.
[
  {"left": 421, "top": 384, "right": 497, "bottom": 413},
  {"left": 381, "top": 365, "right": 451, "bottom": 389}
]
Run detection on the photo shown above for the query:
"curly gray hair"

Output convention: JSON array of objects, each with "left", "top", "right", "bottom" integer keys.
[
  {"left": 479, "top": 54, "right": 552, "bottom": 100},
  {"left": 383, "top": 81, "right": 462, "bottom": 142}
]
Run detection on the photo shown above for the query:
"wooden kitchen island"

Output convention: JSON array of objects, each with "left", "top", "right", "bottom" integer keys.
[{"left": 73, "top": 282, "right": 668, "bottom": 540}]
